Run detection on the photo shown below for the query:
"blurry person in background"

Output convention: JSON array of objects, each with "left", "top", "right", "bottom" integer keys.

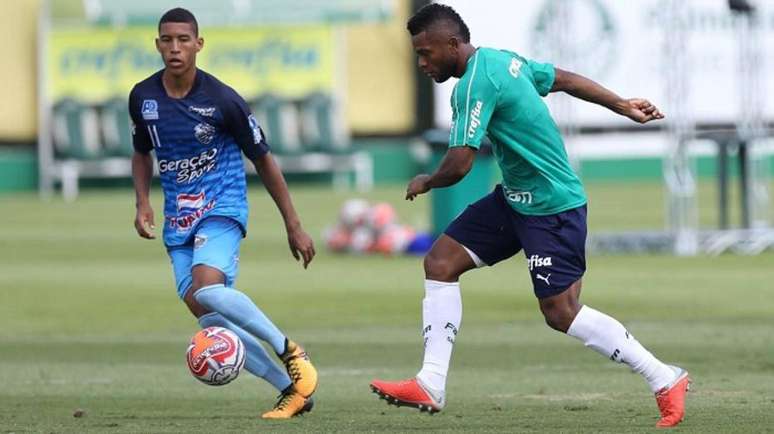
[
  {"left": 370, "top": 3, "right": 689, "bottom": 428},
  {"left": 129, "top": 7, "right": 317, "bottom": 419}
]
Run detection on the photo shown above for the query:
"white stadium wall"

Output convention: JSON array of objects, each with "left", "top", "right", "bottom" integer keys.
[{"left": 434, "top": 0, "right": 773, "bottom": 129}]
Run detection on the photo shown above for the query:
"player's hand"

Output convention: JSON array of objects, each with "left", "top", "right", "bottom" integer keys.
[
  {"left": 287, "top": 225, "right": 315, "bottom": 269},
  {"left": 406, "top": 174, "right": 432, "bottom": 201},
  {"left": 619, "top": 98, "right": 665, "bottom": 124},
  {"left": 134, "top": 204, "right": 156, "bottom": 239}
]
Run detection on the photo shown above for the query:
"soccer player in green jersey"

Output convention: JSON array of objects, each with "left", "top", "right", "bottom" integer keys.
[{"left": 371, "top": 3, "right": 689, "bottom": 428}]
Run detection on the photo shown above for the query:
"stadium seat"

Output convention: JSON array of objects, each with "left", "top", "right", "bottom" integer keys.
[
  {"left": 51, "top": 99, "right": 102, "bottom": 160},
  {"left": 45, "top": 92, "right": 372, "bottom": 201},
  {"left": 249, "top": 94, "right": 303, "bottom": 155},
  {"left": 298, "top": 92, "right": 350, "bottom": 153},
  {"left": 247, "top": 92, "right": 373, "bottom": 191},
  {"left": 99, "top": 97, "right": 134, "bottom": 158},
  {"left": 48, "top": 98, "right": 136, "bottom": 201}
]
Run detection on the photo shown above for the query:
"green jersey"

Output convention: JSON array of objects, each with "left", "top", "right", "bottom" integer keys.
[{"left": 449, "top": 47, "right": 587, "bottom": 215}]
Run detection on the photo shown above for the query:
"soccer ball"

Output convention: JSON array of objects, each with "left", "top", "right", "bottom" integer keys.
[
  {"left": 323, "top": 223, "right": 352, "bottom": 252},
  {"left": 186, "top": 327, "right": 246, "bottom": 386},
  {"left": 366, "top": 202, "right": 397, "bottom": 231},
  {"left": 349, "top": 226, "right": 375, "bottom": 253},
  {"left": 339, "top": 199, "right": 370, "bottom": 228},
  {"left": 372, "top": 224, "right": 416, "bottom": 255}
]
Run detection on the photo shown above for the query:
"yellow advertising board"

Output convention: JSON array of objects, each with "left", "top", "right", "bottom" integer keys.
[{"left": 48, "top": 26, "right": 334, "bottom": 102}]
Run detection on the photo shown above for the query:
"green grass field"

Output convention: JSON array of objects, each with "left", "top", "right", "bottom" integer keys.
[{"left": 1, "top": 181, "right": 773, "bottom": 433}]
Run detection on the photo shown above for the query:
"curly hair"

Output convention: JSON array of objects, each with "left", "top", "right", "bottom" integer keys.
[{"left": 407, "top": 3, "right": 470, "bottom": 43}]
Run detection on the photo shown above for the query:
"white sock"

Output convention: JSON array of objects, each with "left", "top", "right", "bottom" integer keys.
[
  {"left": 567, "top": 305, "right": 677, "bottom": 392},
  {"left": 416, "top": 279, "right": 462, "bottom": 392}
]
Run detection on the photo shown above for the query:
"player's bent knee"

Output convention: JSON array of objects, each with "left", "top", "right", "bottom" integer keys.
[
  {"left": 423, "top": 254, "right": 460, "bottom": 281},
  {"left": 190, "top": 264, "right": 226, "bottom": 293},
  {"left": 540, "top": 307, "right": 571, "bottom": 332},
  {"left": 542, "top": 311, "right": 570, "bottom": 333},
  {"left": 539, "top": 292, "right": 582, "bottom": 333},
  {"left": 183, "top": 286, "right": 211, "bottom": 318}
]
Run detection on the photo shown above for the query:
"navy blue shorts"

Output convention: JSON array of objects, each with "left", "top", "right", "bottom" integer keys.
[{"left": 444, "top": 184, "right": 587, "bottom": 299}]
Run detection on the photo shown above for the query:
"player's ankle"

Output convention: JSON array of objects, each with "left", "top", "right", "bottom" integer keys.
[
  {"left": 416, "top": 371, "right": 446, "bottom": 393},
  {"left": 277, "top": 337, "right": 290, "bottom": 357}
]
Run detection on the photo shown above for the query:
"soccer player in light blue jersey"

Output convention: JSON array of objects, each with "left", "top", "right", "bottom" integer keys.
[
  {"left": 130, "top": 8, "right": 317, "bottom": 419},
  {"left": 371, "top": 3, "right": 689, "bottom": 428}
]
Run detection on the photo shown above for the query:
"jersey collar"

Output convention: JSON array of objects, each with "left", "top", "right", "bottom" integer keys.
[{"left": 156, "top": 68, "right": 203, "bottom": 100}]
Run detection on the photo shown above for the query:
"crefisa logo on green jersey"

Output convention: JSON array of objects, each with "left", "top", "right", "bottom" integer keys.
[
  {"left": 467, "top": 100, "right": 483, "bottom": 139},
  {"left": 504, "top": 185, "right": 533, "bottom": 205},
  {"left": 509, "top": 58, "right": 523, "bottom": 78},
  {"left": 531, "top": 0, "right": 617, "bottom": 79}
]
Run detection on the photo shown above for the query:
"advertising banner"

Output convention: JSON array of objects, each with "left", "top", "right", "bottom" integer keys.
[{"left": 48, "top": 25, "right": 334, "bottom": 102}]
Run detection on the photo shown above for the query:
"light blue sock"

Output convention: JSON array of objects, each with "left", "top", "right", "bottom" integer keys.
[
  {"left": 198, "top": 312, "right": 291, "bottom": 392},
  {"left": 194, "top": 284, "right": 287, "bottom": 355}
]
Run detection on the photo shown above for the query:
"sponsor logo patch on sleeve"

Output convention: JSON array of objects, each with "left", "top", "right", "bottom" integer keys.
[{"left": 141, "top": 99, "right": 159, "bottom": 120}]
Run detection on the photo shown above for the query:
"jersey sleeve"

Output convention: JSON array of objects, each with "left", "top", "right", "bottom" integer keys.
[
  {"left": 128, "top": 86, "right": 153, "bottom": 154},
  {"left": 448, "top": 60, "right": 498, "bottom": 149},
  {"left": 220, "top": 91, "right": 270, "bottom": 160},
  {"left": 525, "top": 59, "right": 555, "bottom": 97}
]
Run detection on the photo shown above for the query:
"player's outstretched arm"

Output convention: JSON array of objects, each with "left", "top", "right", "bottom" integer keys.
[
  {"left": 132, "top": 151, "right": 156, "bottom": 239},
  {"left": 550, "top": 67, "right": 665, "bottom": 124},
  {"left": 406, "top": 146, "right": 476, "bottom": 201},
  {"left": 251, "top": 153, "right": 315, "bottom": 268}
]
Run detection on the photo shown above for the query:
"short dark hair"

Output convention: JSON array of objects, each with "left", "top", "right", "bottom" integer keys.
[
  {"left": 407, "top": 3, "right": 470, "bottom": 43},
  {"left": 158, "top": 7, "right": 199, "bottom": 36}
]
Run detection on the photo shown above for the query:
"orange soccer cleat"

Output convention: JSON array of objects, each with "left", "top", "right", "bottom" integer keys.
[
  {"left": 280, "top": 340, "right": 318, "bottom": 398},
  {"left": 261, "top": 386, "right": 314, "bottom": 419},
  {"left": 370, "top": 377, "right": 445, "bottom": 413},
  {"left": 655, "top": 366, "right": 691, "bottom": 428}
]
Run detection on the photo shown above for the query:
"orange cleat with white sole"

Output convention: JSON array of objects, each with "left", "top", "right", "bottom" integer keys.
[
  {"left": 370, "top": 377, "right": 445, "bottom": 414},
  {"left": 655, "top": 366, "right": 691, "bottom": 428}
]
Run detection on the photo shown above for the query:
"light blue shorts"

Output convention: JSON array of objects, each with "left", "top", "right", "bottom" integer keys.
[{"left": 167, "top": 216, "right": 242, "bottom": 299}]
